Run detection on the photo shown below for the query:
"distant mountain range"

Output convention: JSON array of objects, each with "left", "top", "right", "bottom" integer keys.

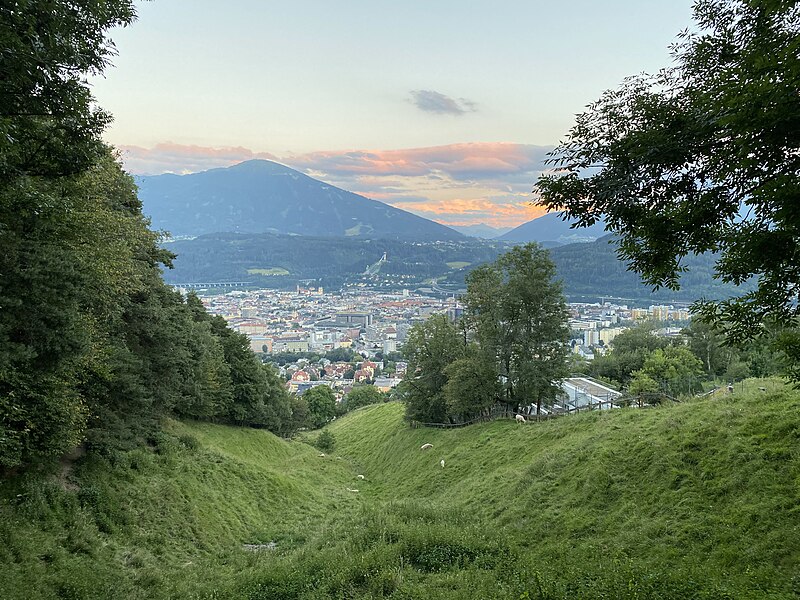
[
  {"left": 450, "top": 223, "right": 511, "bottom": 239},
  {"left": 499, "top": 212, "right": 608, "bottom": 245},
  {"left": 137, "top": 160, "right": 463, "bottom": 242},
  {"left": 161, "top": 231, "right": 750, "bottom": 304}
]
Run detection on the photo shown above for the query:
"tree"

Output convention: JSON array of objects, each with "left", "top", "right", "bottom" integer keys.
[
  {"left": 303, "top": 386, "right": 336, "bottom": 429},
  {"left": 442, "top": 350, "right": 500, "bottom": 421},
  {"left": 0, "top": 1, "right": 136, "bottom": 180},
  {"left": 0, "top": 1, "right": 137, "bottom": 468},
  {"left": 682, "top": 320, "right": 736, "bottom": 378},
  {"left": 314, "top": 430, "right": 336, "bottom": 453},
  {"left": 536, "top": 0, "right": 800, "bottom": 355},
  {"left": 465, "top": 244, "right": 570, "bottom": 414},
  {"left": 632, "top": 346, "right": 704, "bottom": 398},
  {"left": 287, "top": 395, "right": 310, "bottom": 433},
  {"left": 343, "top": 385, "right": 385, "bottom": 412},
  {"left": 589, "top": 324, "right": 672, "bottom": 386},
  {"left": 401, "top": 314, "right": 465, "bottom": 423}
]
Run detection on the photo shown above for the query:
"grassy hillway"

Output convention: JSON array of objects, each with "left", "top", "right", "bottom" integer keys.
[{"left": 1, "top": 381, "right": 798, "bottom": 599}]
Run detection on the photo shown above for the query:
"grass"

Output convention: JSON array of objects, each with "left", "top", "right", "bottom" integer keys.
[
  {"left": 445, "top": 261, "right": 471, "bottom": 269},
  {"left": 1, "top": 380, "right": 798, "bottom": 598}
]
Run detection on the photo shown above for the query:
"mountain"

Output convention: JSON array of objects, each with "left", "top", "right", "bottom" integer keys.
[
  {"left": 434, "top": 234, "right": 752, "bottom": 302},
  {"left": 161, "top": 233, "right": 510, "bottom": 288},
  {"left": 499, "top": 211, "right": 607, "bottom": 244},
  {"left": 548, "top": 234, "right": 754, "bottom": 302},
  {"left": 450, "top": 223, "right": 511, "bottom": 238},
  {"left": 160, "top": 230, "right": 750, "bottom": 303},
  {"left": 137, "top": 160, "right": 463, "bottom": 242}
]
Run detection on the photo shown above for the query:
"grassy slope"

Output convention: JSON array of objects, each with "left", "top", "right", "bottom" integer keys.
[
  {"left": 0, "top": 423, "right": 364, "bottom": 599},
  {"left": 328, "top": 389, "right": 800, "bottom": 594},
  {"left": 0, "top": 381, "right": 798, "bottom": 598}
]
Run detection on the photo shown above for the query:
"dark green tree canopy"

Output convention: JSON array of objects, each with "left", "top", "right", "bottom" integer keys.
[
  {"left": 402, "top": 244, "right": 569, "bottom": 423},
  {"left": 536, "top": 0, "right": 800, "bottom": 344},
  {"left": 0, "top": 1, "right": 136, "bottom": 179},
  {"left": 304, "top": 386, "right": 336, "bottom": 430},
  {"left": 465, "top": 244, "right": 570, "bottom": 413}
]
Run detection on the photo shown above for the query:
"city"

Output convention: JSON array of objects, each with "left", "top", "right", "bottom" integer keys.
[{"left": 194, "top": 285, "right": 693, "bottom": 400}]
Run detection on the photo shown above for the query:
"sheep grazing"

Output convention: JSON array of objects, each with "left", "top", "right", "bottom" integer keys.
[
  {"left": 420, "top": 443, "right": 433, "bottom": 450},
  {"left": 318, "top": 453, "right": 326, "bottom": 457},
  {"left": 356, "top": 474, "right": 365, "bottom": 480},
  {"left": 440, "top": 459, "right": 445, "bottom": 468},
  {"left": 515, "top": 414, "right": 526, "bottom": 423},
  {"left": 346, "top": 488, "right": 359, "bottom": 493}
]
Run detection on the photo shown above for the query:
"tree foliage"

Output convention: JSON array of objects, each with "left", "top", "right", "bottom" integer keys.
[
  {"left": 465, "top": 244, "right": 570, "bottom": 414},
  {"left": 303, "top": 386, "right": 337, "bottom": 430},
  {"left": 536, "top": 0, "right": 800, "bottom": 352},
  {"left": 402, "top": 244, "right": 569, "bottom": 423},
  {"left": 402, "top": 315, "right": 465, "bottom": 423},
  {"left": 0, "top": 2, "right": 297, "bottom": 470},
  {"left": 342, "top": 386, "right": 385, "bottom": 412},
  {"left": 632, "top": 346, "right": 705, "bottom": 398}
]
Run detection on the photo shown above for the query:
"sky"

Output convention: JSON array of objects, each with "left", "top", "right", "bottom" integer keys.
[{"left": 93, "top": 0, "right": 696, "bottom": 230}]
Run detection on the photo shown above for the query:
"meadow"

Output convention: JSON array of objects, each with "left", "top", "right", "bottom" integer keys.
[{"left": 1, "top": 381, "right": 798, "bottom": 599}]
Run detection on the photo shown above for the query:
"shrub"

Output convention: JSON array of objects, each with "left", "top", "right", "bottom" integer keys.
[{"left": 314, "top": 430, "right": 336, "bottom": 453}]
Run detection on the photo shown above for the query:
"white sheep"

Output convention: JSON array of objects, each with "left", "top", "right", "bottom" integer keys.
[
  {"left": 346, "top": 488, "right": 359, "bottom": 493},
  {"left": 356, "top": 474, "right": 365, "bottom": 480},
  {"left": 420, "top": 443, "right": 433, "bottom": 450},
  {"left": 440, "top": 459, "right": 445, "bottom": 468},
  {"left": 515, "top": 414, "right": 526, "bottom": 423},
  {"left": 318, "top": 453, "right": 326, "bottom": 457}
]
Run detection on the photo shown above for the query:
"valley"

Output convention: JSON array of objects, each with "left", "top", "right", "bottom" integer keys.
[{"left": 1, "top": 384, "right": 796, "bottom": 599}]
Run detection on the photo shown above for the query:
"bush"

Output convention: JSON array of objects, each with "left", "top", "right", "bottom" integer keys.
[{"left": 314, "top": 430, "right": 335, "bottom": 453}]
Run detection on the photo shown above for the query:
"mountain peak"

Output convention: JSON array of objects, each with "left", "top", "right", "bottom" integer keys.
[{"left": 137, "top": 161, "right": 464, "bottom": 242}]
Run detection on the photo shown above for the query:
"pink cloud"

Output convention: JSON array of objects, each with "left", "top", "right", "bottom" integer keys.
[
  {"left": 116, "top": 142, "right": 553, "bottom": 228},
  {"left": 288, "top": 142, "right": 551, "bottom": 180},
  {"left": 391, "top": 197, "right": 547, "bottom": 229},
  {"left": 117, "top": 142, "right": 279, "bottom": 175}
]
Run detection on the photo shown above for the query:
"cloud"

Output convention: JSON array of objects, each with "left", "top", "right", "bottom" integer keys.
[
  {"left": 116, "top": 142, "right": 278, "bottom": 175},
  {"left": 288, "top": 143, "right": 552, "bottom": 181},
  {"left": 409, "top": 90, "right": 476, "bottom": 116},
  {"left": 391, "top": 197, "right": 547, "bottom": 229},
  {"left": 117, "top": 141, "right": 555, "bottom": 228}
]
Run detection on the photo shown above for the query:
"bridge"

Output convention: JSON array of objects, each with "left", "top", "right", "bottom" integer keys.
[{"left": 171, "top": 282, "right": 250, "bottom": 289}]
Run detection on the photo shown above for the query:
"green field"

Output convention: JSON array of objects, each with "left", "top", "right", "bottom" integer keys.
[
  {"left": 445, "top": 261, "right": 472, "bottom": 269},
  {"left": 246, "top": 267, "right": 290, "bottom": 276},
  {"left": 1, "top": 381, "right": 798, "bottom": 598}
]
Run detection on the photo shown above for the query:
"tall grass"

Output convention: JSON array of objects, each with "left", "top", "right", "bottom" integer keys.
[{"left": 0, "top": 379, "right": 797, "bottom": 598}]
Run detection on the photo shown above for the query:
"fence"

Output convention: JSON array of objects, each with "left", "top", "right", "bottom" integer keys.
[{"left": 410, "top": 395, "right": 626, "bottom": 429}]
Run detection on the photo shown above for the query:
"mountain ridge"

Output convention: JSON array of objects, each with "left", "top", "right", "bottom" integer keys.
[
  {"left": 499, "top": 211, "right": 608, "bottom": 244},
  {"left": 137, "top": 159, "right": 464, "bottom": 242}
]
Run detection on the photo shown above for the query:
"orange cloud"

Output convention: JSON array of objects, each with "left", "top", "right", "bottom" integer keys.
[
  {"left": 391, "top": 198, "right": 547, "bottom": 229},
  {"left": 116, "top": 142, "right": 554, "bottom": 229},
  {"left": 289, "top": 142, "right": 551, "bottom": 180}
]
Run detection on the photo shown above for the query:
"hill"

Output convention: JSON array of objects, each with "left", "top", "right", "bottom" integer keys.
[
  {"left": 437, "top": 234, "right": 751, "bottom": 303},
  {"left": 160, "top": 231, "right": 748, "bottom": 302},
  {"left": 1, "top": 381, "right": 797, "bottom": 598},
  {"left": 450, "top": 223, "right": 511, "bottom": 238},
  {"left": 160, "top": 233, "right": 510, "bottom": 288},
  {"left": 137, "top": 160, "right": 463, "bottom": 242},
  {"left": 499, "top": 211, "right": 608, "bottom": 244},
  {"left": 548, "top": 233, "right": 754, "bottom": 302}
]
